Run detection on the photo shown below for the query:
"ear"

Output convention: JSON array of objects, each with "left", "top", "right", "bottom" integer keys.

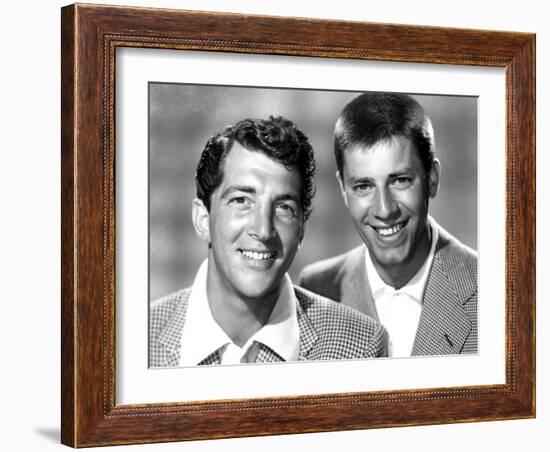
[
  {"left": 428, "top": 158, "right": 440, "bottom": 199},
  {"left": 191, "top": 198, "right": 211, "bottom": 244},
  {"left": 336, "top": 171, "right": 349, "bottom": 208}
]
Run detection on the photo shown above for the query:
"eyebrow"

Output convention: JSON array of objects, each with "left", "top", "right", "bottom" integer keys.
[
  {"left": 347, "top": 176, "right": 374, "bottom": 185},
  {"left": 347, "top": 168, "right": 415, "bottom": 183},
  {"left": 275, "top": 193, "right": 301, "bottom": 205},
  {"left": 220, "top": 186, "right": 300, "bottom": 204},
  {"left": 220, "top": 185, "right": 256, "bottom": 199},
  {"left": 388, "top": 167, "right": 415, "bottom": 177}
]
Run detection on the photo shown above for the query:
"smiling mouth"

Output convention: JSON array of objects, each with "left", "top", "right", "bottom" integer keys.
[
  {"left": 372, "top": 220, "right": 408, "bottom": 237},
  {"left": 239, "top": 249, "right": 277, "bottom": 261}
]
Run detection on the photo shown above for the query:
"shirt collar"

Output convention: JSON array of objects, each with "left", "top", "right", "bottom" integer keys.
[
  {"left": 365, "top": 218, "right": 439, "bottom": 302},
  {"left": 250, "top": 272, "right": 299, "bottom": 361},
  {"left": 180, "top": 260, "right": 299, "bottom": 366}
]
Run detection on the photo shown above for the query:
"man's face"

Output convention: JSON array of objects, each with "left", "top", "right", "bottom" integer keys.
[
  {"left": 339, "top": 136, "right": 439, "bottom": 274},
  {"left": 193, "top": 143, "right": 304, "bottom": 301}
]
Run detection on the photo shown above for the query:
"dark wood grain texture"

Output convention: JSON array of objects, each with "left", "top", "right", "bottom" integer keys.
[
  {"left": 61, "top": 5, "right": 76, "bottom": 446},
  {"left": 60, "top": 3, "right": 536, "bottom": 447}
]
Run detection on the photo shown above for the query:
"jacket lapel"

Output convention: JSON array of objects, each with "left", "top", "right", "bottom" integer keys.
[
  {"left": 256, "top": 344, "right": 285, "bottom": 363},
  {"left": 197, "top": 350, "right": 222, "bottom": 366},
  {"left": 412, "top": 230, "right": 475, "bottom": 355},
  {"left": 341, "top": 246, "right": 379, "bottom": 321},
  {"left": 295, "top": 293, "right": 319, "bottom": 360},
  {"left": 156, "top": 289, "right": 191, "bottom": 366}
]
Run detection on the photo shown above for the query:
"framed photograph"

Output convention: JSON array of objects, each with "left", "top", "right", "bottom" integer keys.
[{"left": 61, "top": 3, "right": 535, "bottom": 447}]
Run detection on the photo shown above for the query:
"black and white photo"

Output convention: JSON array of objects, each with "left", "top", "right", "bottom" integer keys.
[{"left": 148, "top": 84, "right": 477, "bottom": 366}]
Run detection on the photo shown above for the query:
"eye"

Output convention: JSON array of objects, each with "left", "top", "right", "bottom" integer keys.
[
  {"left": 353, "top": 183, "right": 374, "bottom": 194},
  {"left": 392, "top": 176, "right": 413, "bottom": 188},
  {"left": 228, "top": 196, "right": 252, "bottom": 209},
  {"left": 275, "top": 202, "right": 298, "bottom": 218}
]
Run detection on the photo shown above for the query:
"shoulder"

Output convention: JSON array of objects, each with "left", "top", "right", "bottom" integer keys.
[
  {"left": 300, "top": 247, "right": 360, "bottom": 277},
  {"left": 298, "top": 246, "right": 363, "bottom": 286},
  {"left": 295, "top": 286, "right": 375, "bottom": 327},
  {"left": 150, "top": 288, "right": 191, "bottom": 335},
  {"left": 297, "top": 246, "right": 364, "bottom": 302},
  {"left": 294, "top": 286, "right": 386, "bottom": 358}
]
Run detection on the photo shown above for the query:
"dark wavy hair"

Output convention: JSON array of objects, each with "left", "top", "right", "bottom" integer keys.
[
  {"left": 195, "top": 116, "right": 316, "bottom": 220},
  {"left": 334, "top": 92, "right": 436, "bottom": 180}
]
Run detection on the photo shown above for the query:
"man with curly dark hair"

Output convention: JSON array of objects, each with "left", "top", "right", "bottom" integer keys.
[{"left": 150, "top": 116, "right": 387, "bottom": 367}]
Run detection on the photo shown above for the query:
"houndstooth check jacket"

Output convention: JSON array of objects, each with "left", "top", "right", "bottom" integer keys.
[
  {"left": 149, "top": 285, "right": 388, "bottom": 367},
  {"left": 298, "top": 223, "right": 478, "bottom": 356}
]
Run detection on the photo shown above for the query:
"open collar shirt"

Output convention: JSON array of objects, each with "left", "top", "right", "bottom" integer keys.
[
  {"left": 365, "top": 220, "right": 439, "bottom": 357},
  {"left": 179, "top": 260, "right": 300, "bottom": 366}
]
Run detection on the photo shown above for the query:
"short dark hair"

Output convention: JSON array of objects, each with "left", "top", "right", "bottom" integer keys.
[
  {"left": 334, "top": 92, "right": 436, "bottom": 178},
  {"left": 195, "top": 116, "right": 316, "bottom": 220}
]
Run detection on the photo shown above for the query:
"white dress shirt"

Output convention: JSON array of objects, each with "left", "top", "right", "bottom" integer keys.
[
  {"left": 179, "top": 260, "right": 300, "bottom": 366},
  {"left": 365, "top": 222, "right": 439, "bottom": 357}
]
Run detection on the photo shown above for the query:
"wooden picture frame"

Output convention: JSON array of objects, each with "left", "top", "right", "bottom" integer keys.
[{"left": 61, "top": 3, "right": 535, "bottom": 447}]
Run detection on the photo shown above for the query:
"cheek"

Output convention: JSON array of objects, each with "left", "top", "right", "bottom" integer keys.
[
  {"left": 277, "top": 221, "right": 302, "bottom": 249},
  {"left": 212, "top": 214, "right": 247, "bottom": 242},
  {"left": 348, "top": 197, "right": 371, "bottom": 220},
  {"left": 391, "top": 184, "right": 422, "bottom": 207},
  {"left": 401, "top": 191, "right": 427, "bottom": 214}
]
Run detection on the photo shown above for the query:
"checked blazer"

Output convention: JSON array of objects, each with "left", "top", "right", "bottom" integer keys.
[
  {"left": 149, "top": 285, "right": 388, "bottom": 367},
  {"left": 298, "top": 223, "right": 478, "bottom": 356}
]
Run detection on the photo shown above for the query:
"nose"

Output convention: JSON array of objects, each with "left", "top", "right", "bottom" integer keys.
[
  {"left": 373, "top": 187, "right": 399, "bottom": 221},
  {"left": 247, "top": 204, "right": 275, "bottom": 241}
]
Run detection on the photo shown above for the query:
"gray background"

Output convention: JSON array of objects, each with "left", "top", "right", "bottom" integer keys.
[{"left": 149, "top": 84, "right": 477, "bottom": 300}]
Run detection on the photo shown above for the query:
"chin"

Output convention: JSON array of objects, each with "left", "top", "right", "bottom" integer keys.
[
  {"left": 240, "top": 288, "right": 277, "bottom": 301},
  {"left": 374, "top": 249, "right": 409, "bottom": 268},
  {"left": 238, "top": 278, "right": 279, "bottom": 300}
]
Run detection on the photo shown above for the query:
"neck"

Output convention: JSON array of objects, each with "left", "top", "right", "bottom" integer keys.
[
  {"left": 206, "top": 276, "right": 280, "bottom": 347},
  {"left": 375, "top": 225, "right": 432, "bottom": 290}
]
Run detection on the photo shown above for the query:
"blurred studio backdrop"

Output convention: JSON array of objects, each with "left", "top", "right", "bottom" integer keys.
[{"left": 149, "top": 84, "right": 477, "bottom": 301}]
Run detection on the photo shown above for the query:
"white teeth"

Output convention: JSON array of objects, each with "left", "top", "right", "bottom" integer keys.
[
  {"left": 377, "top": 222, "right": 405, "bottom": 237},
  {"left": 241, "top": 250, "right": 275, "bottom": 260}
]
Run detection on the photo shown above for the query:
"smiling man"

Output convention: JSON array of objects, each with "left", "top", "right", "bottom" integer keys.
[
  {"left": 299, "top": 93, "right": 478, "bottom": 357},
  {"left": 149, "top": 116, "right": 387, "bottom": 367}
]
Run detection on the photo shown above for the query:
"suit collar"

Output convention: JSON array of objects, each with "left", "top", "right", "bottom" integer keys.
[
  {"left": 157, "top": 289, "right": 190, "bottom": 366},
  {"left": 340, "top": 246, "right": 379, "bottom": 321},
  {"left": 157, "top": 287, "right": 320, "bottom": 365},
  {"left": 411, "top": 225, "right": 476, "bottom": 355},
  {"left": 295, "top": 290, "right": 319, "bottom": 359},
  {"left": 346, "top": 222, "right": 476, "bottom": 356},
  {"left": 179, "top": 265, "right": 300, "bottom": 366}
]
